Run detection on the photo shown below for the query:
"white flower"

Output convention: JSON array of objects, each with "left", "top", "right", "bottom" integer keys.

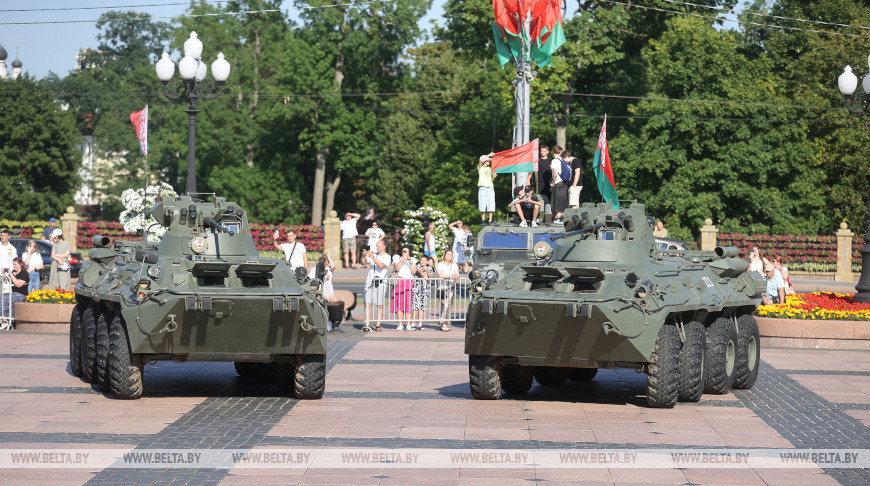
[{"left": 119, "top": 183, "right": 178, "bottom": 242}]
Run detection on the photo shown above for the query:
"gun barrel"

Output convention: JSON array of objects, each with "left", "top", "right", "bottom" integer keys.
[
  {"left": 204, "top": 217, "right": 235, "bottom": 235},
  {"left": 549, "top": 223, "right": 603, "bottom": 242}
]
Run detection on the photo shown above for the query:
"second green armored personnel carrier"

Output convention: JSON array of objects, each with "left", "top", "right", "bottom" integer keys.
[
  {"left": 465, "top": 203, "right": 764, "bottom": 408},
  {"left": 69, "top": 195, "right": 328, "bottom": 399}
]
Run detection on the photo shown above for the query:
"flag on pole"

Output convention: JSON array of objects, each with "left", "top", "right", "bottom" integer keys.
[
  {"left": 491, "top": 0, "right": 565, "bottom": 68},
  {"left": 130, "top": 106, "right": 148, "bottom": 156},
  {"left": 593, "top": 116, "right": 620, "bottom": 209},
  {"left": 491, "top": 138, "right": 539, "bottom": 174}
]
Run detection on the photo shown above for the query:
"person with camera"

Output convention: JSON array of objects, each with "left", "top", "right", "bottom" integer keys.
[
  {"left": 363, "top": 240, "right": 391, "bottom": 332},
  {"left": 448, "top": 220, "right": 471, "bottom": 272},
  {"left": 392, "top": 246, "right": 415, "bottom": 330},
  {"left": 340, "top": 212, "right": 361, "bottom": 269},
  {"left": 22, "top": 240, "right": 43, "bottom": 293},
  {"left": 0, "top": 258, "right": 28, "bottom": 330},
  {"left": 48, "top": 229, "right": 71, "bottom": 291},
  {"left": 412, "top": 255, "right": 435, "bottom": 330},
  {"left": 436, "top": 249, "right": 460, "bottom": 332},
  {"left": 510, "top": 186, "right": 542, "bottom": 228}
]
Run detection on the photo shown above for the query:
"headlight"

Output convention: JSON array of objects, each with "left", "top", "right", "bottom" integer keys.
[
  {"left": 147, "top": 265, "right": 160, "bottom": 279},
  {"left": 469, "top": 269, "right": 481, "bottom": 281}
]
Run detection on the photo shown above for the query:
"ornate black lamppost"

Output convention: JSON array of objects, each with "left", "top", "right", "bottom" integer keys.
[
  {"left": 154, "top": 32, "right": 231, "bottom": 194},
  {"left": 838, "top": 63, "right": 870, "bottom": 302}
]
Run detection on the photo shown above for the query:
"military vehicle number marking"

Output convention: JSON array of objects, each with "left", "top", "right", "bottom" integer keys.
[{"left": 701, "top": 276, "right": 714, "bottom": 288}]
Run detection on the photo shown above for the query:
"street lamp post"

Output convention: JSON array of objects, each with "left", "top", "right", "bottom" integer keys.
[
  {"left": 155, "top": 32, "right": 231, "bottom": 194},
  {"left": 838, "top": 60, "right": 870, "bottom": 302}
]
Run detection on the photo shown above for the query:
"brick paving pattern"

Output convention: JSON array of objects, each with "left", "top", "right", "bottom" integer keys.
[{"left": 0, "top": 331, "right": 866, "bottom": 484}]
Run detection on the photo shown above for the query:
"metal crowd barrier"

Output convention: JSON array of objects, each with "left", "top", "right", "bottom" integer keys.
[
  {"left": 363, "top": 276, "right": 471, "bottom": 329},
  {"left": 0, "top": 274, "right": 14, "bottom": 329}
]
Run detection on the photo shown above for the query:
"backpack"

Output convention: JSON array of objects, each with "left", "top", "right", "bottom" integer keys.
[{"left": 558, "top": 157, "right": 572, "bottom": 182}]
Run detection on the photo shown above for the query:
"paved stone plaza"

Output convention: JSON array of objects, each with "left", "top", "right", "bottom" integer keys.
[{"left": 0, "top": 327, "right": 869, "bottom": 485}]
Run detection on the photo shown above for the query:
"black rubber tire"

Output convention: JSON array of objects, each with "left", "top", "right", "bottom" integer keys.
[
  {"left": 294, "top": 355, "right": 325, "bottom": 399},
  {"left": 704, "top": 317, "right": 738, "bottom": 395},
  {"left": 95, "top": 307, "right": 112, "bottom": 389},
  {"left": 69, "top": 304, "right": 84, "bottom": 378},
  {"left": 469, "top": 355, "right": 501, "bottom": 400},
  {"left": 678, "top": 321, "right": 706, "bottom": 402},
  {"left": 733, "top": 315, "right": 761, "bottom": 390},
  {"left": 647, "top": 324, "right": 680, "bottom": 408},
  {"left": 234, "top": 362, "right": 256, "bottom": 378},
  {"left": 79, "top": 305, "right": 98, "bottom": 383},
  {"left": 569, "top": 368, "right": 598, "bottom": 382},
  {"left": 534, "top": 367, "right": 570, "bottom": 387},
  {"left": 500, "top": 364, "right": 533, "bottom": 395},
  {"left": 107, "top": 312, "right": 143, "bottom": 399}
]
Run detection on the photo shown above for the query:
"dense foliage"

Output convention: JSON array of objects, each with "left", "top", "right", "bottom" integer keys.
[{"left": 4, "top": 0, "right": 869, "bottom": 238}]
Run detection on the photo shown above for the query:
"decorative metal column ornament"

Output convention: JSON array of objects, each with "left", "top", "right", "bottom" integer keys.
[{"left": 155, "top": 32, "right": 231, "bottom": 194}]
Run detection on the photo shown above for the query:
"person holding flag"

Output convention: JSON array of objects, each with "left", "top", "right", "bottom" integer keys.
[{"left": 593, "top": 115, "right": 620, "bottom": 209}]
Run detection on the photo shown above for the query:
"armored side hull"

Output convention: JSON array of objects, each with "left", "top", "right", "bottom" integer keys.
[
  {"left": 465, "top": 203, "right": 764, "bottom": 407},
  {"left": 71, "top": 195, "right": 328, "bottom": 399}
]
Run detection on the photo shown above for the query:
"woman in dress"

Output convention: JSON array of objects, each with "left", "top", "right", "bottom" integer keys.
[{"left": 411, "top": 255, "right": 434, "bottom": 330}]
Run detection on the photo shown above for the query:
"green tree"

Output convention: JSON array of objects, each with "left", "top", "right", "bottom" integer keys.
[
  {"left": 0, "top": 76, "right": 80, "bottom": 219},
  {"left": 612, "top": 17, "right": 825, "bottom": 238}
]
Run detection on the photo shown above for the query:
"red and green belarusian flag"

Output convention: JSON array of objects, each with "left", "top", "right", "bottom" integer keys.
[
  {"left": 593, "top": 116, "right": 620, "bottom": 209},
  {"left": 491, "top": 0, "right": 566, "bottom": 68},
  {"left": 491, "top": 138, "right": 539, "bottom": 174}
]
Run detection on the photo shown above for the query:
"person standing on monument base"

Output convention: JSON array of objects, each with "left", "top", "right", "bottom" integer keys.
[
  {"left": 549, "top": 145, "right": 569, "bottom": 224},
  {"left": 538, "top": 144, "right": 553, "bottom": 209},
  {"left": 478, "top": 153, "right": 497, "bottom": 226}
]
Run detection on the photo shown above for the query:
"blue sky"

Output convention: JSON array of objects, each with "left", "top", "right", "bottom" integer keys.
[{"left": 0, "top": 0, "right": 447, "bottom": 79}]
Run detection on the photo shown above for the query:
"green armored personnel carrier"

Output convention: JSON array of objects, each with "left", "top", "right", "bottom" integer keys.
[
  {"left": 70, "top": 195, "right": 328, "bottom": 399},
  {"left": 465, "top": 203, "right": 764, "bottom": 408}
]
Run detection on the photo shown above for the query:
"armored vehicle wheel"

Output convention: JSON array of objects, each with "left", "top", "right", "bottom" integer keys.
[
  {"left": 95, "top": 307, "right": 112, "bottom": 389},
  {"left": 733, "top": 315, "right": 760, "bottom": 390},
  {"left": 647, "top": 324, "right": 680, "bottom": 408},
  {"left": 500, "top": 364, "right": 533, "bottom": 395},
  {"left": 69, "top": 304, "right": 84, "bottom": 378},
  {"left": 234, "top": 362, "right": 256, "bottom": 378},
  {"left": 704, "top": 317, "right": 737, "bottom": 395},
  {"left": 678, "top": 321, "right": 706, "bottom": 402},
  {"left": 569, "top": 368, "right": 598, "bottom": 382},
  {"left": 79, "top": 305, "right": 98, "bottom": 383},
  {"left": 469, "top": 356, "right": 501, "bottom": 400},
  {"left": 534, "top": 367, "right": 569, "bottom": 387},
  {"left": 107, "top": 312, "right": 143, "bottom": 399},
  {"left": 294, "top": 355, "right": 325, "bottom": 399}
]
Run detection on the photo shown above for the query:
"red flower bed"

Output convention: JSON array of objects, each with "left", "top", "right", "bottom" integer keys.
[{"left": 717, "top": 233, "right": 865, "bottom": 267}]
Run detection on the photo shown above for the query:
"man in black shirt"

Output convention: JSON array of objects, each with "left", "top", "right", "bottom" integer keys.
[
  {"left": 565, "top": 151, "right": 583, "bottom": 208},
  {"left": 537, "top": 144, "right": 553, "bottom": 207}
]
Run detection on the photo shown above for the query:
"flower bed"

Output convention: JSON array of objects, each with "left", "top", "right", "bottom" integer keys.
[
  {"left": 717, "top": 233, "right": 864, "bottom": 271},
  {"left": 26, "top": 289, "right": 76, "bottom": 304},
  {"left": 757, "top": 292, "right": 870, "bottom": 321}
]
